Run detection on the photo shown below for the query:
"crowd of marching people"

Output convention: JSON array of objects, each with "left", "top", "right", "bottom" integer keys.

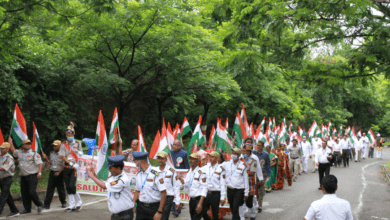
[{"left": 0, "top": 103, "right": 386, "bottom": 220}]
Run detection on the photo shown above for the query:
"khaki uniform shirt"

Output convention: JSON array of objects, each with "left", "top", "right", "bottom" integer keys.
[
  {"left": 50, "top": 151, "right": 65, "bottom": 171},
  {"left": 244, "top": 157, "right": 258, "bottom": 173},
  {"left": 13, "top": 149, "right": 43, "bottom": 176},
  {"left": 0, "top": 154, "right": 15, "bottom": 179},
  {"left": 59, "top": 140, "right": 83, "bottom": 164}
]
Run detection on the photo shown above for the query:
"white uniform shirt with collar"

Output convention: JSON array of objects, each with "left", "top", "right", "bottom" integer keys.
[
  {"left": 183, "top": 166, "right": 208, "bottom": 198},
  {"left": 333, "top": 142, "right": 341, "bottom": 152},
  {"left": 327, "top": 140, "right": 334, "bottom": 149},
  {"left": 315, "top": 147, "right": 332, "bottom": 164},
  {"left": 135, "top": 165, "right": 166, "bottom": 203},
  {"left": 105, "top": 171, "right": 134, "bottom": 214},
  {"left": 301, "top": 141, "right": 312, "bottom": 156},
  {"left": 339, "top": 139, "right": 349, "bottom": 150},
  {"left": 361, "top": 136, "right": 369, "bottom": 147},
  {"left": 221, "top": 160, "right": 249, "bottom": 196},
  {"left": 311, "top": 138, "right": 322, "bottom": 155},
  {"left": 304, "top": 194, "right": 353, "bottom": 220},
  {"left": 354, "top": 139, "right": 363, "bottom": 150},
  {"left": 202, "top": 163, "right": 226, "bottom": 200},
  {"left": 348, "top": 138, "right": 354, "bottom": 148},
  {"left": 158, "top": 165, "right": 181, "bottom": 205}
]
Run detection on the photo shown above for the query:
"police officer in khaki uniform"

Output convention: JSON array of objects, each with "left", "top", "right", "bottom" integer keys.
[
  {"left": 10, "top": 138, "right": 43, "bottom": 214},
  {"left": 132, "top": 151, "right": 167, "bottom": 220},
  {"left": 0, "top": 141, "right": 19, "bottom": 217},
  {"left": 59, "top": 122, "right": 83, "bottom": 212},
  {"left": 41, "top": 140, "right": 67, "bottom": 209}
]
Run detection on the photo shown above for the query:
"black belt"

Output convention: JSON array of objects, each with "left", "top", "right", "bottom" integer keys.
[
  {"left": 291, "top": 157, "right": 299, "bottom": 159},
  {"left": 138, "top": 201, "right": 159, "bottom": 207},
  {"left": 207, "top": 191, "right": 220, "bottom": 194},
  {"left": 166, "top": 195, "right": 174, "bottom": 198},
  {"left": 190, "top": 196, "right": 200, "bottom": 200}
]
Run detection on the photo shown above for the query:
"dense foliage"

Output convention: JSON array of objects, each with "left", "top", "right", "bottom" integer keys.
[{"left": 1, "top": 0, "right": 389, "bottom": 151}]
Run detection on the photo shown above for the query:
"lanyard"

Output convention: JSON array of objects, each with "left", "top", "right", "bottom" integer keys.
[
  {"left": 231, "top": 161, "right": 240, "bottom": 176},
  {"left": 190, "top": 167, "right": 199, "bottom": 186},
  {"left": 21, "top": 150, "right": 31, "bottom": 162},
  {"left": 208, "top": 165, "right": 217, "bottom": 180},
  {"left": 141, "top": 172, "right": 149, "bottom": 189},
  {"left": 53, "top": 152, "right": 58, "bottom": 164}
]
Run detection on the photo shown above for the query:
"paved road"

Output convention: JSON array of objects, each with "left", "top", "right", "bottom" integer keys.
[{"left": 1, "top": 148, "right": 389, "bottom": 220}]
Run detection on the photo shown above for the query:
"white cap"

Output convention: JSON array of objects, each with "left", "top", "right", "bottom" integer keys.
[{"left": 377, "top": 133, "right": 381, "bottom": 137}]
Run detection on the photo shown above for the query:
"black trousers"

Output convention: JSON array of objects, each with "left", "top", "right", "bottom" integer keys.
[
  {"left": 368, "top": 148, "right": 374, "bottom": 158},
  {"left": 44, "top": 170, "right": 66, "bottom": 206},
  {"left": 227, "top": 188, "right": 244, "bottom": 220},
  {"left": 111, "top": 208, "right": 134, "bottom": 220},
  {"left": 189, "top": 196, "right": 204, "bottom": 220},
  {"left": 342, "top": 149, "right": 350, "bottom": 167},
  {"left": 202, "top": 191, "right": 220, "bottom": 220},
  {"left": 63, "top": 167, "right": 77, "bottom": 194},
  {"left": 162, "top": 196, "right": 174, "bottom": 220},
  {"left": 0, "top": 176, "right": 19, "bottom": 214},
  {"left": 21, "top": 174, "right": 42, "bottom": 211},
  {"left": 318, "top": 163, "right": 330, "bottom": 186},
  {"left": 136, "top": 201, "right": 159, "bottom": 220}
]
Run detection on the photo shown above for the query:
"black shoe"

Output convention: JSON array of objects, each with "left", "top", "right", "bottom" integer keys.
[
  {"left": 251, "top": 218, "right": 256, "bottom": 220},
  {"left": 258, "top": 208, "right": 262, "bottom": 213},
  {"left": 65, "top": 208, "right": 75, "bottom": 212},
  {"left": 265, "top": 190, "right": 271, "bottom": 193},
  {"left": 20, "top": 210, "right": 31, "bottom": 214},
  {"left": 75, "top": 206, "right": 82, "bottom": 211},
  {"left": 37, "top": 206, "right": 43, "bottom": 213},
  {"left": 62, "top": 203, "right": 67, "bottom": 208},
  {"left": 7, "top": 212, "right": 20, "bottom": 217},
  {"left": 172, "top": 213, "right": 179, "bottom": 217},
  {"left": 293, "top": 179, "right": 297, "bottom": 182},
  {"left": 42, "top": 205, "right": 50, "bottom": 210}
]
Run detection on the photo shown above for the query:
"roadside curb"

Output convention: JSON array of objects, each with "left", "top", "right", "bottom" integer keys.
[{"left": 382, "top": 163, "right": 390, "bottom": 183}]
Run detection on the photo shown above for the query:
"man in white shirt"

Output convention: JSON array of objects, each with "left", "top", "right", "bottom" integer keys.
[
  {"left": 339, "top": 135, "right": 350, "bottom": 167},
  {"left": 354, "top": 136, "right": 363, "bottom": 162},
  {"left": 87, "top": 155, "right": 134, "bottom": 220},
  {"left": 221, "top": 148, "right": 249, "bottom": 220},
  {"left": 315, "top": 140, "right": 332, "bottom": 190},
  {"left": 301, "top": 137, "right": 311, "bottom": 174},
  {"left": 332, "top": 138, "right": 342, "bottom": 168},
  {"left": 311, "top": 135, "right": 322, "bottom": 173},
  {"left": 361, "top": 133, "right": 369, "bottom": 159},
  {"left": 304, "top": 175, "right": 353, "bottom": 220}
]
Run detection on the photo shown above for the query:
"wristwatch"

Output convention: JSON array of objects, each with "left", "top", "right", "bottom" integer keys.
[{"left": 157, "top": 211, "right": 163, "bottom": 214}]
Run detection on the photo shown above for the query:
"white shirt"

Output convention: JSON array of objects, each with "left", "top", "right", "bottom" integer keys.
[
  {"left": 354, "top": 139, "right": 363, "bottom": 150},
  {"left": 105, "top": 171, "right": 134, "bottom": 214},
  {"left": 327, "top": 140, "right": 334, "bottom": 149},
  {"left": 203, "top": 163, "right": 226, "bottom": 200},
  {"left": 361, "top": 136, "right": 369, "bottom": 147},
  {"left": 183, "top": 166, "right": 208, "bottom": 198},
  {"left": 249, "top": 154, "right": 263, "bottom": 181},
  {"left": 333, "top": 142, "right": 341, "bottom": 152},
  {"left": 304, "top": 194, "right": 353, "bottom": 220},
  {"left": 301, "top": 141, "right": 312, "bottom": 156},
  {"left": 222, "top": 160, "right": 249, "bottom": 196},
  {"left": 135, "top": 165, "right": 166, "bottom": 203},
  {"left": 312, "top": 138, "right": 322, "bottom": 155},
  {"left": 339, "top": 139, "right": 349, "bottom": 150},
  {"left": 315, "top": 147, "right": 332, "bottom": 164},
  {"left": 158, "top": 165, "right": 181, "bottom": 205}
]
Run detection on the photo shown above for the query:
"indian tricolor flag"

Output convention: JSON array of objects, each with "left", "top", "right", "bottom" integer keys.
[
  {"left": 208, "top": 124, "right": 216, "bottom": 149},
  {"left": 278, "top": 123, "right": 288, "bottom": 144},
  {"left": 322, "top": 124, "right": 327, "bottom": 137},
  {"left": 240, "top": 103, "right": 249, "bottom": 134},
  {"left": 0, "top": 128, "right": 4, "bottom": 146},
  {"left": 309, "top": 121, "right": 318, "bottom": 137},
  {"left": 225, "top": 118, "right": 231, "bottom": 139},
  {"left": 167, "top": 121, "right": 175, "bottom": 148},
  {"left": 327, "top": 121, "right": 332, "bottom": 136},
  {"left": 289, "top": 122, "right": 293, "bottom": 132},
  {"left": 11, "top": 104, "right": 28, "bottom": 147},
  {"left": 357, "top": 129, "right": 362, "bottom": 137},
  {"left": 137, "top": 126, "right": 148, "bottom": 152},
  {"left": 233, "top": 112, "right": 247, "bottom": 148},
  {"left": 216, "top": 119, "right": 233, "bottom": 154},
  {"left": 339, "top": 124, "right": 343, "bottom": 136},
  {"left": 149, "top": 131, "right": 161, "bottom": 159},
  {"left": 181, "top": 117, "right": 191, "bottom": 137},
  {"left": 108, "top": 108, "right": 120, "bottom": 146},
  {"left": 31, "top": 122, "right": 42, "bottom": 154},
  {"left": 159, "top": 123, "right": 174, "bottom": 166},
  {"left": 350, "top": 126, "right": 355, "bottom": 143},
  {"left": 367, "top": 129, "right": 375, "bottom": 143},
  {"left": 260, "top": 117, "right": 266, "bottom": 131},
  {"left": 187, "top": 116, "right": 205, "bottom": 155},
  {"left": 95, "top": 111, "right": 109, "bottom": 180}
]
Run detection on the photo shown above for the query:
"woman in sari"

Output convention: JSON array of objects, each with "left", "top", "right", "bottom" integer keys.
[
  {"left": 273, "top": 144, "right": 293, "bottom": 189},
  {"left": 266, "top": 147, "right": 278, "bottom": 192}
]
